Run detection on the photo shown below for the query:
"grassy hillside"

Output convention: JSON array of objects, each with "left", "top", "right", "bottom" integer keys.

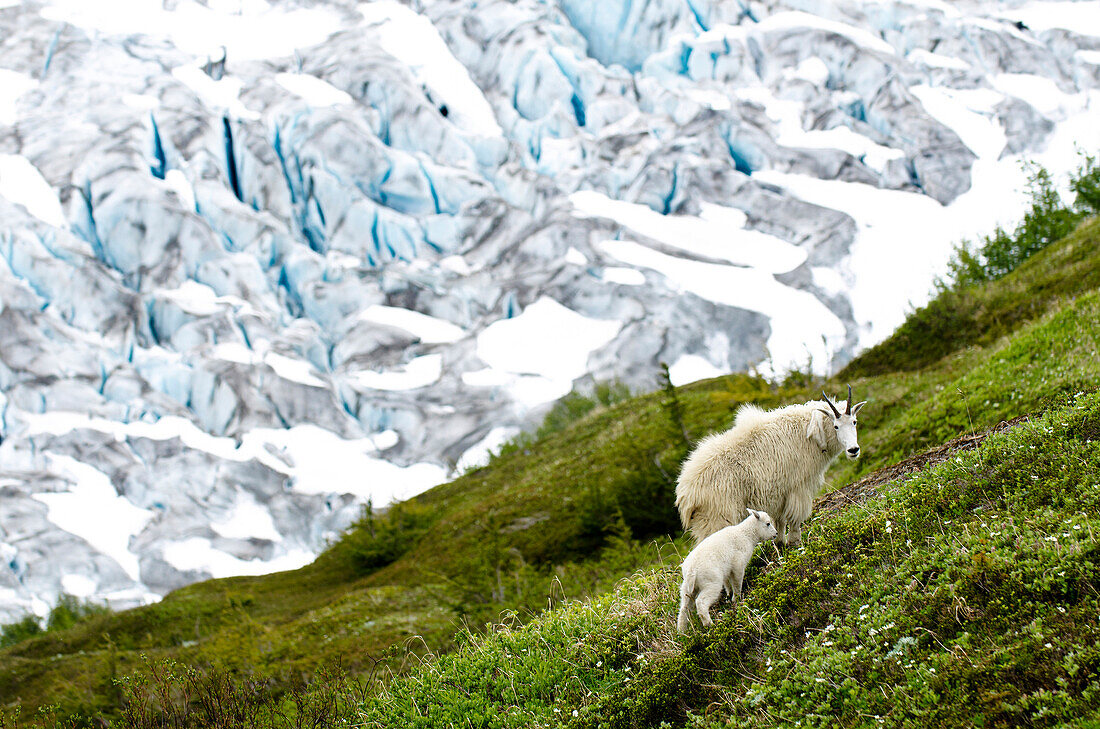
[
  {"left": 4, "top": 206, "right": 1100, "bottom": 724},
  {"left": 362, "top": 388, "right": 1100, "bottom": 728}
]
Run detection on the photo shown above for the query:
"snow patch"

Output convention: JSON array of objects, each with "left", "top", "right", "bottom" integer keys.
[
  {"left": 162, "top": 538, "right": 313, "bottom": 579},
  {"left": 684, "top": 87, "right": 732, "bottom": 110},
  {"left": 164, "top": 169, "right": 196, "bottom": 211},
  {"left": 122, "top": 93, "right": 160, "bottom": 111},
  {"left": 993, "top": 73, "right": 1076, "bottom": 118},
  {"left": 353, "top": 353, "right": 443, "bottom": 391},
  {"left": 254, "top": 425, "right": 446, "bottom": 502},
  {"left": 756, "top": 11, "right": 897, "bottom": 56},
  {"left": 668, "top": 354, "right": 726, "bottom": 386},
  {"left": 158, "top": 280, "right": 225, "bottom": 316},
  {"left": 601, "top": 267, "right": 646, "bottom": 285},
  {"left": 33, "top": 456, "right": 153, "bottom": 582},
  {"left": 909, "top": 84, "right": 1006, "bottom": 158},
  {"left": 358, "top": 1, "right": 503, "bottom": 137},
  {"left": 788, "top": 57, "right": 830, "bottom": 86},
  {"left": 0, "top": 154, "right": 66, "bottom": 227},
  {"left": 275, "top": 72, "right": 353, "bottom": 106},
  {"left": 265, "top": 352, "right": 327, "bottom": 388},
  {"left": 171, "top": 64, "right": 260, "bottom": 119},
  {"left": 739, "top": 86, "right": 905, "bottom": 172},
  {"left": 596, "top": 239, "right": 845, "bottom": 375},
  {"left": 461, "top": 368, "right": 569, "bottom": 407},
  {"left": 358, "top": 305, "right": 465, "bottom": 343},
  {"left": 0, "top": 68, "right": 37, "bottom": 125},
  {"left": 439, "top": 255, "right": 473, "bottom": 275},
  {"left": 41, "top": 0, "right": 341, "bottom": 61},
  {"left": 455, "top": 426, "right": 521, "bottom": 473},
  {"left": 475, "top": 297, "right": 621, "bottom": 401},
  {"left": 754, "top": 87, "right": 1100, "bottom": 351},
  {"left": 907, "top": 49, "right": 970, "bottom": 71},
  {"left": 811, "top": 266, "right": 846, "bottom": 297},
  {"left": 570, "top": 190, "right": 806, "bottom": 273},
  {"left": 23, "top": 414, "right": 443, "bottom": 506},
  {"left": 998, "top": 2, "right": 1100, "bottom": 38},
  {"left": 60, "top": 574, "right": 97, "bottom": 599},
  {"left": 211, "top": 489, "right": 282, "bottom": 542}
]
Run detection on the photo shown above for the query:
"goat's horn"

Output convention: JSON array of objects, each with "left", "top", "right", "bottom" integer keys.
[
  {"left": 822, "top": 390, "right": 841, "bottom": 418},
  {"left": 845, "top": 384, "right": 853, "bottom": 415}
]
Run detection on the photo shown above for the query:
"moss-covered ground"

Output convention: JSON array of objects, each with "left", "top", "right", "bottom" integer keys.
[{"left": 3, "top": 211, "right": 1100, "bottom": 726}]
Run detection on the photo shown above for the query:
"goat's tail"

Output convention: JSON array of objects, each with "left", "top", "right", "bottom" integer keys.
[{"left": 677, "top": 574, "right": 695, "bottom": 633}]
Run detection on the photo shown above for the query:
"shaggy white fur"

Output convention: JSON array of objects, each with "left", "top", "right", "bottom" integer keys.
[
  {"left": 675, "top": 393, "right": 865, "bottom": 545},
  {"left": 677, "top": 508, "right": 778, "bottom": 631}
]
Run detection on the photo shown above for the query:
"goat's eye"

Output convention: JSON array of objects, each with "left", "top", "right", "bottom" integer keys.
[{"left": 834, "top": 425, "right": 839, "bottom": 430}]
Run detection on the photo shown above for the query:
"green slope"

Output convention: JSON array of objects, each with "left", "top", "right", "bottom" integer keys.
[
  {"left": 362, "top": 387, "right": 1100, "bottom": 728},
  {"left": 3, "top": 207, "right": 1100, "bottom": 724}
]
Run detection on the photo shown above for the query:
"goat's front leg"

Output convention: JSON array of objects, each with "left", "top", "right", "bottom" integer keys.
[
  {"left": 774, "top": 514, "right": 789, "bottom": 546},
  {"left": 785, "top": 520, "right": 804, "bottom": 548}
]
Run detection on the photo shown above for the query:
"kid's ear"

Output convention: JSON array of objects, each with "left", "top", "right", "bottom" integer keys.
[{"left": 749, "top": 509, "right": 761, "bottom": 520}]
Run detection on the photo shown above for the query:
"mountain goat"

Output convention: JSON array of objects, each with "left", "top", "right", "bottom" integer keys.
[
  {"left": 677, "top": 508, "right": 778, "bottom": 632},
  {"left": 675, "top": 386, "right": 866, "bottom": 545}
]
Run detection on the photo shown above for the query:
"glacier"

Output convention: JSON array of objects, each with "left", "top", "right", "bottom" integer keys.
[{"left": 1, "top": 0, "right": 1100, "bottom": 621}]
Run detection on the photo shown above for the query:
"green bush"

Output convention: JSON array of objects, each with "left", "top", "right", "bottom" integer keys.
[
  {"left": 537, "top": 380, "right": 633, "bottom": 440},
  {"left": 476, "top": 380, "right": 633, "bottom": 470},
  {"left": 0, "top": 595, "right": 109, "bottom": 651},
  {"left": 842, "top": 153, "right": 1100, "bottom": 379},
  {"left": 1070, "top": 150, "right": 1100, "bottom": 215},
  {"left": 340, "top": 499, "right": 437, "bottom": 574},
  {"left": 45, "top": 595, "right": 109, "bottom": 633},
  {"left": 944, "top": 163, "right": 1083, "bottom": 290},
  {"left": 0, "top": 615, "right": 42, "bottom": 649}
]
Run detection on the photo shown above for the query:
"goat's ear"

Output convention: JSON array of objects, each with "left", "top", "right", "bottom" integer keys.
[
  {"left": 851, "top": 401, "right": 867, "bottom": 416},
  {"left": 806, "top": 408, "right": 829, "bottom": 449},
  {"left": 746, "top": 508, "right": 758, "bottom": 519}
]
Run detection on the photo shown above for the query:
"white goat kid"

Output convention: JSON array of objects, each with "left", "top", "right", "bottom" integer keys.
[
  {"left": 675, "top": 386, "right": 867, "bottom": 546},
  {"left": 677, "top": 509, "right": 778, "bottom": 632}
]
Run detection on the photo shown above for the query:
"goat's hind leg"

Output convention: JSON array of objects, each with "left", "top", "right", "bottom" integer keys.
[
  {"left": 677, "top": 590, "right": 696, "bottom": 632},
  {"left": 694, "top": 583, "right": 723, "bottom": 627}
]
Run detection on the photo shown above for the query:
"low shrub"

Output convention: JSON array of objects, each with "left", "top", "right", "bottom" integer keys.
[
  {"left": 0, "top": 595, "right": 110, "bottom": 650},
  {"left": 337, "top": 499, "right": 437, "bottom": 575},
  {"left": 0, "top": 615, "right": 42, "bottom": 649},
  {"left": 944, "top": 163, "right": 1084, "bottom": 289}
]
